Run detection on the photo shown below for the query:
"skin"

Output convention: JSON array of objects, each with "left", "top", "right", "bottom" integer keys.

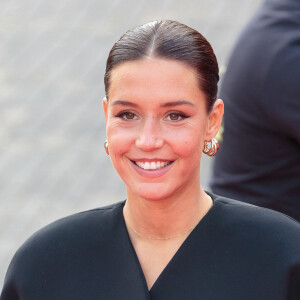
[{"left": 103, "top": 58, "right": 224, "bottom": 289}]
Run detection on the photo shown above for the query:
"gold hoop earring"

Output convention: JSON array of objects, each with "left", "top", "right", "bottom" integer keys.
[
  {"left": 203, "top": 138, "right": 219, "bottom": 157},
  {"left": 104, "top": 140, "right": 109, "bottom": 155}
]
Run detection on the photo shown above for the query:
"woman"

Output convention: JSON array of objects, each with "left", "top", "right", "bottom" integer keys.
[{"left": 1, "top": 20, "right": 300, "bottom": 300}]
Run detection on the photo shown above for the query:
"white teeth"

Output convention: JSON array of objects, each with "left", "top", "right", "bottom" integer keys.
[{"left": 135, "top": 161, "right": 171, "bottom": 170}]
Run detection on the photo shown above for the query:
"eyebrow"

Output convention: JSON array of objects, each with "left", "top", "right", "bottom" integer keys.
[
  {"left": 111, "top": 100, "right": 194, "bottom": 107},
  {"left": 111, "top": 100, "right": 138, "bottom": 107},
  {"left": 160, "top": 100, "right": 194, "bottom": 107}
]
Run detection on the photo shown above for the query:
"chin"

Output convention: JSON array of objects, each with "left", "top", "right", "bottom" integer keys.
[
  {"left": 139, "top": 193, "right": 169, "bottom": 202},
  {"left": 129, "top": 183, "right": 179, "bottom": 202}
]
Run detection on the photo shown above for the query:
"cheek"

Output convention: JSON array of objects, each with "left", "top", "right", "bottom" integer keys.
[
  {"left": 171, "top": 129, "right": 204, "bottom": 158},
  {"left": 106, "top": 124, "right": 134, "bottom": 156}
]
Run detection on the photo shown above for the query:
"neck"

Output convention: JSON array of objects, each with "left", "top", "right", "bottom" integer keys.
[{"left": 123, "top": 185, "right": 212, "bottom": 240}]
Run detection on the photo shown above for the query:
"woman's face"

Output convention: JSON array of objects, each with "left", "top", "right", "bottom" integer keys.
[{"left": 103, "top": 58, "right": 222, "bottom": 201}]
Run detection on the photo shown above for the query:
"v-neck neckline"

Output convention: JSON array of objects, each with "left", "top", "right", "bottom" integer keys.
[{"left": 119, "top": 192, "right": 217, "bottom": 294}]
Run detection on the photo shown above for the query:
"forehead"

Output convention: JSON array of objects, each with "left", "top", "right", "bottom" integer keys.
[{"left": 108, "top": 58, "right": 204, "bottom": 103}]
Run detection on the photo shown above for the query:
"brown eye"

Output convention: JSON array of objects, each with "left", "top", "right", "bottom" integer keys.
[
  {"left": 125, "top": 112, "right": 134, "bottom": 119},
  {"left": 117, "top": 111, "right": 137, "bottom": 120},
  {"left": 165, "top": 112, "right": 188, "bottom": 122},
  {"left": 169, "top": 113, "right": 179, "bottom": 120}
]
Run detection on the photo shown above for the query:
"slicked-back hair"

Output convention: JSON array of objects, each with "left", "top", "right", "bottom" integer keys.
[{"left": 104, "top": 20, "right": 219, "bottom": 112}]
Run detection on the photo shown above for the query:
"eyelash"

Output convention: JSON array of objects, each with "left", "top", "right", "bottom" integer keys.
[
  {"left": 165, "top": 112, "right": 189, "bottom": 122},
  {"left": 116, "top": 111, "right": 138, "bottom": 120},
  {"left": 116, "top": 111, "right": 189, "bottom": 121}
]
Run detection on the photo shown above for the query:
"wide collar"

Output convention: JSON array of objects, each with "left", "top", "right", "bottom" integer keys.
[{"left": 110, "top": 193, "right": 219, "bottom": 299}]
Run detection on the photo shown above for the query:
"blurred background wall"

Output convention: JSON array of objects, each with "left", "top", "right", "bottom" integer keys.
[{"left": 0, "top": 0, "right": 263, "bottom": 287}]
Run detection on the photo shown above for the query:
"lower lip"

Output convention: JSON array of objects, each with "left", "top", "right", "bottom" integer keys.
[{"left": 130, "top": 161, "right": 174, "bottom": 178}]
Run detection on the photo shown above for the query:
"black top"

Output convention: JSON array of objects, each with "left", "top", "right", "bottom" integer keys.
[
  {"left": 1, "top": 193, "right": 300, "bottom": 299},
  {"left": 211, "top": 0, "right": 300, "bottom": 221}
]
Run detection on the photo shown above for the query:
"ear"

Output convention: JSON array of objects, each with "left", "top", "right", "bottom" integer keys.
[
  {"left": 102, "top": 97, "right": 108, "bottom": 125},
  {"left": 205, "top": 99, "right": 224, "bottom": 140}
]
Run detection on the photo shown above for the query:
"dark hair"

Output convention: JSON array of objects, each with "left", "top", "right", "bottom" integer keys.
[{"left": 104, "top": 20, "right": 219, "bottom": 112}]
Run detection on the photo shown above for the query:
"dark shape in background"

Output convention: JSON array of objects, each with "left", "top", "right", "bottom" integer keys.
[{"left": 211, "top": 0, "right": 300, "bottom": 222}]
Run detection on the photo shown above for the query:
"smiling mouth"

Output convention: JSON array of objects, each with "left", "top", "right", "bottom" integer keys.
[{"left": 133, "top": 161, "right": 173, "bottom": 170}]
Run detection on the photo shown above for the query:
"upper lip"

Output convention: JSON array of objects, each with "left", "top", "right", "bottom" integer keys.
[{"left": 131, "top": 158, "right": 173, "bottom": 162}]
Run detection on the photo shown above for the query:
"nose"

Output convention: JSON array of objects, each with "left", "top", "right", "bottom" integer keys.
[{"left": 136, "top": 116, "right": 163, "bottom": 151}]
